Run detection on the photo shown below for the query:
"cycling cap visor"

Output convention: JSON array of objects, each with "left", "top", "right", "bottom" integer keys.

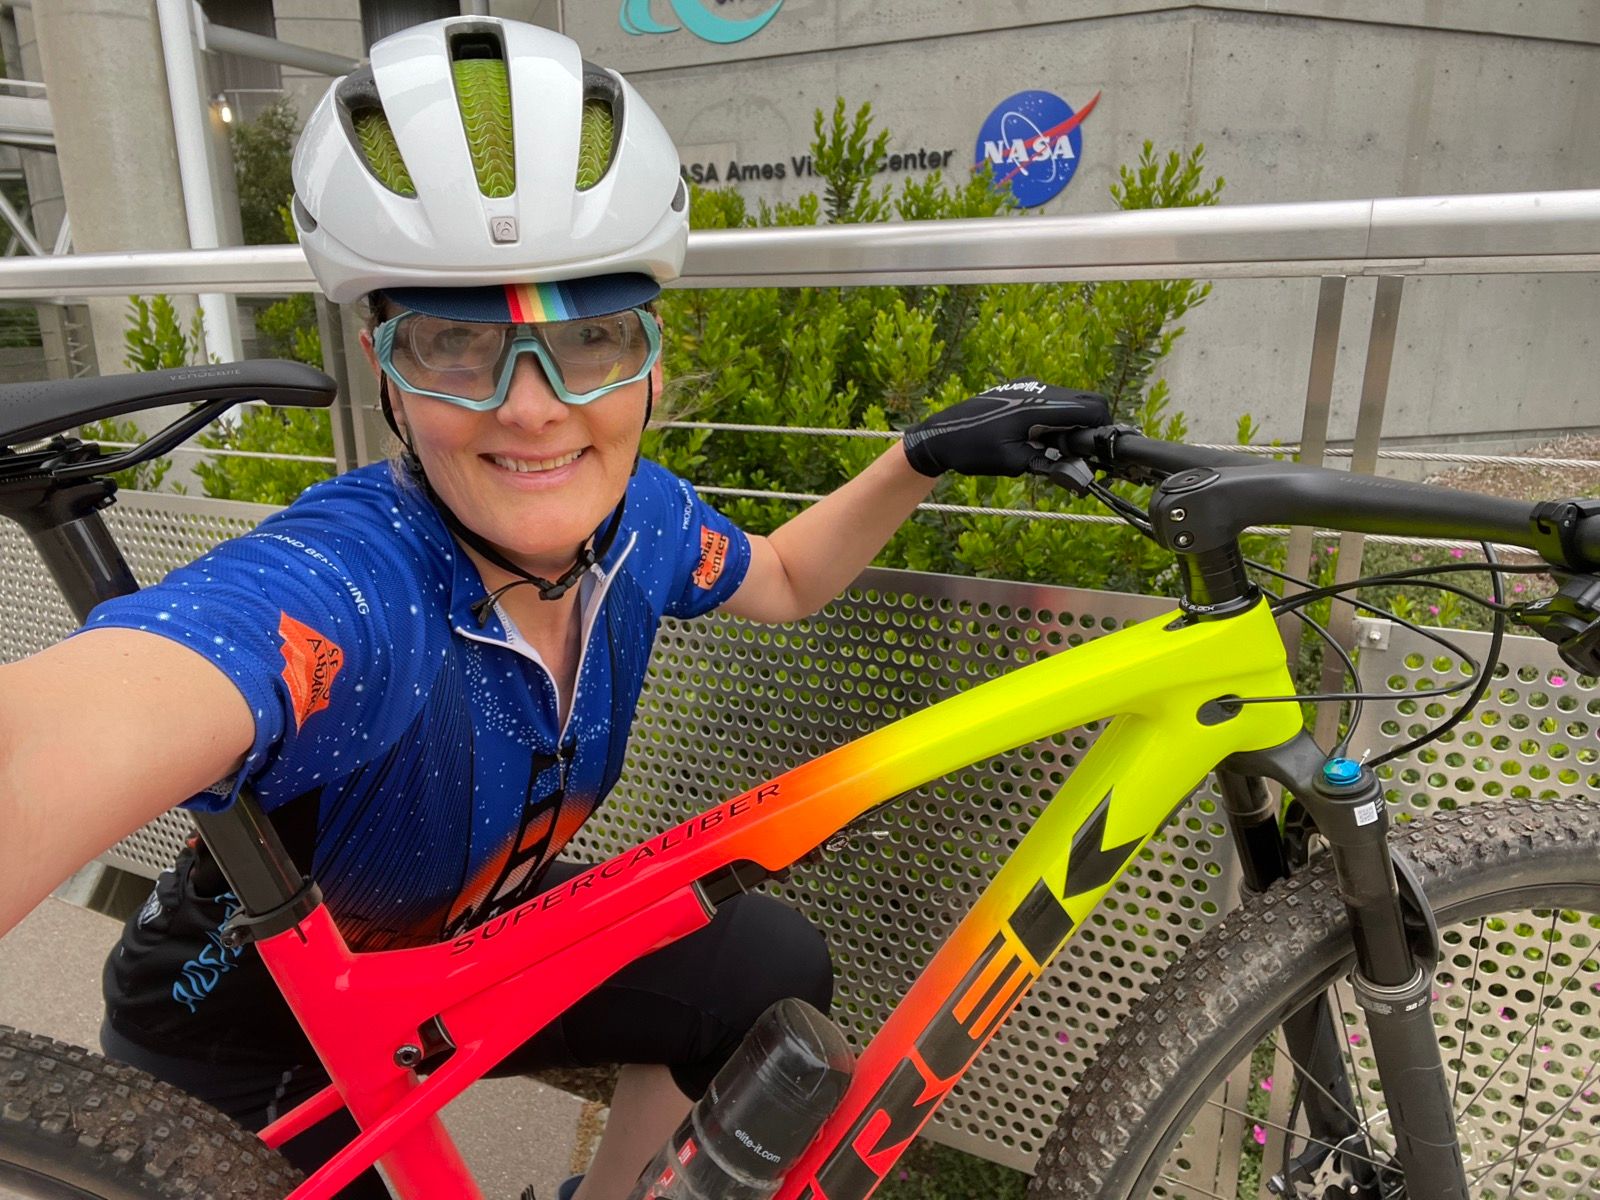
[{"left": 380, "top": 272, "right": 661, "bottom": 324}]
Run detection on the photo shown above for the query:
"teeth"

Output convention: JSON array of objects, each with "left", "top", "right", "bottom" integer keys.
[{"left": 490, "top": 449, "right": 584, "bottom": 474}]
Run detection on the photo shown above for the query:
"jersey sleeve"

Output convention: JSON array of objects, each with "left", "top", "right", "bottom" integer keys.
[
  {"left": 634, "top": 461, "right": 751, "bottom": 620},
  {"left": 76, "top": 501, "right": 429, "bottom": 813}
]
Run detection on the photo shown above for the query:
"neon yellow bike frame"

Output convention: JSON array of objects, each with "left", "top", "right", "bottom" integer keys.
[{"left": 251, "top": 592, "right": 1309, "bottom": 1200}]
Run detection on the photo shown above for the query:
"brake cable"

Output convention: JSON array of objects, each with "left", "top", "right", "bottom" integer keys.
[{"left": 1062, "top": 460, "right": 1540, "bottom": 763}]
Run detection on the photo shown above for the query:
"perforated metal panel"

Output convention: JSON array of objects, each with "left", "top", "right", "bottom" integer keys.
[
  {"left": 1350, "top": 617, "right": 1600, "bottom": 806},
  {"left": 2, "top": 497, "right": 1243, "bottom": 1170},
  {"left": 1, "top": 494, "right": 278, "bottom": 877}
]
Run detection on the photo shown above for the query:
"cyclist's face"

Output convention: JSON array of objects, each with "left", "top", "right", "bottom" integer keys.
[{"left": 361, "top": 310, "right": 653, "bottom": 574}]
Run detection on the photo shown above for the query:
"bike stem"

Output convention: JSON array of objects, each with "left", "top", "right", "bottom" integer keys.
[{"left": 1228, "top": 734, "right": 1468, "bottom": 1200}]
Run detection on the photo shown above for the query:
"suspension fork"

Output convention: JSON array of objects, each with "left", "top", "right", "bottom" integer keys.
[
  {"left": 1218, "top": 768, "right": 1378, "bottom": 1195},
  {"left": 1225, "top": 737, "right": 1467, "bottom": 1200}
]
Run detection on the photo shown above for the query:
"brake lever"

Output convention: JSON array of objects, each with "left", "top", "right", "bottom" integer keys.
[{"left": 1028, "top": 446, "right": 1097, "bottom": 497}]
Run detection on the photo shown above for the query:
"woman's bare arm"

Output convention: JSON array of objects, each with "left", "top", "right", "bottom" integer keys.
[
  {"left": 720, "top": 442, "right": 937, "bottom": 624},
  {"left": 0, "top": 628, "right": 254, "bottom": 937}
]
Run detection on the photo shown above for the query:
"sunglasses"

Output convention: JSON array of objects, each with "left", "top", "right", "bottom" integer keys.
[{"left": 373, "top": 307, "right": 660, "bottom": 409}]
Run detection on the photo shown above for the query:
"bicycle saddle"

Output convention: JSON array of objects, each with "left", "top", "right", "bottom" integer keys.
[{"left": 0, "top": 359, "right": 336, "bottom": 448}]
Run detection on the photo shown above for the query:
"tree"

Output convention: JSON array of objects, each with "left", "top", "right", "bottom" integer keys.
[{"left": 230, "top": 98, "right": 299, "bottom": 246}]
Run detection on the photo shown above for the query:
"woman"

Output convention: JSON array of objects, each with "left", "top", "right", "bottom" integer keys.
[{"left": 0, "top": 16, "right": 1107, "bottom": 1199}]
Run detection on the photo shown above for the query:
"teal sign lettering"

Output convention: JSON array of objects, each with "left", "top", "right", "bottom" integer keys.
[{"left": 619, "top": 0, "right": 784, "bottom": 45}]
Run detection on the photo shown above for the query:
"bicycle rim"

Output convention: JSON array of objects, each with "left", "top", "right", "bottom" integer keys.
[{"left": 0, "top": 1163, "right": 110, "bottom": 1200}]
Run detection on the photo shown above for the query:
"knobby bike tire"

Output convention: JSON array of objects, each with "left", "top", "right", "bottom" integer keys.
[
  {"left": 1030, "top": 797, "right": 1600, "bottom": 1200},
  {"left": 0, "top": 1027, "right": 301, "bottom": 1199}
]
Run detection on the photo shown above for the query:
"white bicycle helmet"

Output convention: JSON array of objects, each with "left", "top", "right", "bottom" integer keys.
[{"left": 291, "top": 16, "right": 688, "bottom": 305}]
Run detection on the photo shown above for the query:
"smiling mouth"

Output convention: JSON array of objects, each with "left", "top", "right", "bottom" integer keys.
[{"left": 487, "top": 449, "right": 586, "bottom": 474}]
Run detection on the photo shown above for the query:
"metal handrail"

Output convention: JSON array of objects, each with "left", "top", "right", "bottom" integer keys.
[{"left": 0, "top": 188, "right": 1595, "bottom": 299}]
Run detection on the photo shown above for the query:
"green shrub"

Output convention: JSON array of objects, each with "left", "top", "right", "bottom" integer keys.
[
  {"left": 255, "top": 291, "right": 323, "bottom": 369},
  {"left": 192, "top": 407, "right": 335, "bottom": 505},
  {"left": 75, "top": 417, "right": 175, "bottom": 494},
  {"left": 231, "top": 98, "right": 299, "bottom": 247},
  {"left": 123, "top": 295, "right": 207, "bottom": 372},
  {"left": 120, "top": 292, "right": 333, "bottom": 501},
  {"left": 647, "top": 101, "right": 1226, "bottom": 593}
]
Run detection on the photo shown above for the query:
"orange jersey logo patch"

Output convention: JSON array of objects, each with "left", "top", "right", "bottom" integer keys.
[
  {"left": 277, "top": 612, "right": 344, "bottom": 730},
  {"left": 692, "top": 527, "right": 730, "bottom": 591}
]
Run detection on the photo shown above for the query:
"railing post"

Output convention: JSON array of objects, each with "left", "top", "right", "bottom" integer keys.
[
  {"left": 1280, "top": 274, "right": 1348, "bottom": 665},
  {"left": 315, "top": 295, "right": 361, "bottom": 474},
  {"left": 1314, "top": 274, "right": 1405, "bottom": 749}
]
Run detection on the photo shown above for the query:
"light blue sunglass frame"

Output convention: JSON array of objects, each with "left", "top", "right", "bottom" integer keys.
[{"left": 374, "top": 307, "right": 661, "bottom": 410}]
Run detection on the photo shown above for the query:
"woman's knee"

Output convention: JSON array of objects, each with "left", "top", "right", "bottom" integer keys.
[{"left": 720, "top": 894, "right": 834, "bottom": 1016}]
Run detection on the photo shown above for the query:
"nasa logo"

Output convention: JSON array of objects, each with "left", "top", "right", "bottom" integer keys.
[{"left": 973, "top": 89, "right": 1102, "bottom": 209}]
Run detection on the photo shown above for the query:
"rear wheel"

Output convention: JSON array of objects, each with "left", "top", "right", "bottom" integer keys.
[
  {"left": 1031, "top": 798, "right": 1600, "bottom": 1199},
  {"left": 0, "top": 1027, "right": 300, "bottom": 1198}
]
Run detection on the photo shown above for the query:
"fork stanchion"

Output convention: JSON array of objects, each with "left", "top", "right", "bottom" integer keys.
[{"left": 1308, "top": 757, "right": 1467, "bottom": 1200}]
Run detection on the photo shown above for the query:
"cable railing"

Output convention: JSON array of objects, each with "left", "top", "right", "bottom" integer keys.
[
  {"left": 0, "top": 187, "right": 1596, "bottom": 572},
  {"left": 663, "top": 420, "right": 1600, "bottom": 472}
]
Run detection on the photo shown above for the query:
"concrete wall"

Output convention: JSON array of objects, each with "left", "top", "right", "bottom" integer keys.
[
  {"left": 562, "top": 2, "right": 1600, "bottom": 448},
  {"left": 32, "top": 0, "right": 197, "bottom": 376},
  {"left": 274, "top": 1, "right": 367, "bottom": 124}
]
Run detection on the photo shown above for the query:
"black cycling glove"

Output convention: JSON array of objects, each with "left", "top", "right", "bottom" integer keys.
[{"left": 900, "top": 379, "right": 1112, "bottom": 477}]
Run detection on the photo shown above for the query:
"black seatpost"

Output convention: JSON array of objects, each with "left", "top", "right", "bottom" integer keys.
[{"left": 1, "top": 457, "right": 313, "bottom": 927}]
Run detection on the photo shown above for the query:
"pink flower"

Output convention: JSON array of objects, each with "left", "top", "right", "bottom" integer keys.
[
  {"left": 1428, "top": 605, "right": 1441, "bottom": 616},
  {"left": 1450, "top": 548, "right": 1465, "bottom": 559},
  {"left": 1514, "top": 583, "right": 1526, "bottom": 594},
  {"left": 1055, "top": 1031, "right": 1070, "bottom": 1045},
  {"left": 1349, "top": 1033, "right": 1365, "bottom": 1046},
  {"left": 1253, "top": 1125, "right": 1267, "bottom": 1146},
  {"left": 1552, "top": 674, "right": 1567, "bottom": 687},
  {"left": 1260, "top": 1076, "right": 1274, "bottom": 1092}
]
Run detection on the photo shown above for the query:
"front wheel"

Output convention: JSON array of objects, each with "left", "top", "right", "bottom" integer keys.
[
  {"left": 0, "top": 1026, "right": 301, "bottom": 1198},
  {"left": 1031, "top": 798, "right": 1600, "bottom": 1200}
]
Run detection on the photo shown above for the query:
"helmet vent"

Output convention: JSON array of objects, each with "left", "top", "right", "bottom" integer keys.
[
  {"left": 292, "top": 194, "right": 318, "bottom": 234},
  {"left": 450, "top": 31, "right": 515, "bottom": 199},
  {"left": 577, "top": 63, "right": 623, "bottom": 192},
  {"left": 336, "top": 67, "right": 417, "bottom": 198}
]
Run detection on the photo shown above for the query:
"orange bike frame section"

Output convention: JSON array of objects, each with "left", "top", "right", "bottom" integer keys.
[{"left": 254, "top": 598, "right": 1303, "bottom": 1200}]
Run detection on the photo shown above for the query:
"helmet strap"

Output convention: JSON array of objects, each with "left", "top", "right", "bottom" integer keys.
[{"left": 456, "top": 491, "right": 626, "bottom": 624}]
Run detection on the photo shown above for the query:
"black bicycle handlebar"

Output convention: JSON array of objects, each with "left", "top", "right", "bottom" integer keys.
[{"left": 1051, "top": 426, "right": 1600, "bottom": 573}]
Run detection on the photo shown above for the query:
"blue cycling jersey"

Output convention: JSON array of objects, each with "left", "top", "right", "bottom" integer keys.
[{"left": 84, "top": 459, "right": 750, "bottom": 951}]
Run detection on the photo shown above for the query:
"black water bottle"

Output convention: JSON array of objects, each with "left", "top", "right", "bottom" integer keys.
[{"left": 625, "top": 997, "right": 854, "bottom": 1200}]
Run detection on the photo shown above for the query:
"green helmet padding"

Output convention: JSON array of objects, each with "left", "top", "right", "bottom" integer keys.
[
  {"left": 453, "top": 58, "right": 515, "bottom": 198},
  {"left": 354, "top": 110, "right": 416, "bottom": 197},
  {"left": 577, "top": 99, "right": 614, "bottom": 191},
  {"left": 352, "top": 61, "right": 616, "bottom": 201}
]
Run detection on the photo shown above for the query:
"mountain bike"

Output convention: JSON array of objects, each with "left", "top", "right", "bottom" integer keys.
[{"left": 2, "top": 360, "right": 1599, "bottom": 1200}]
